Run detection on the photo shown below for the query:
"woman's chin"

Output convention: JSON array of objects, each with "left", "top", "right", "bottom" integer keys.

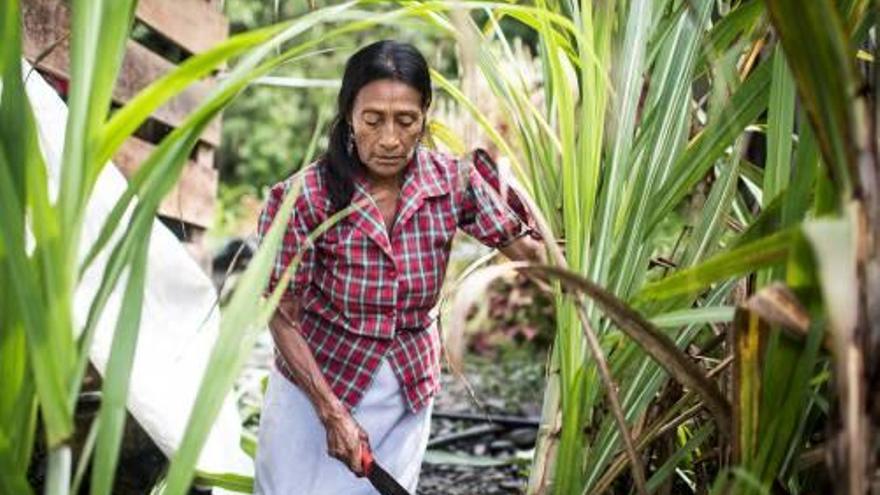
[{"left": 366, "top": 162, "right": 406, "bottom": 177}]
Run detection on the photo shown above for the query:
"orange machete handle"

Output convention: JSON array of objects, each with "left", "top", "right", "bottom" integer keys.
[{"left": 359, "top": 442, "right": 374, "bottom": 477}]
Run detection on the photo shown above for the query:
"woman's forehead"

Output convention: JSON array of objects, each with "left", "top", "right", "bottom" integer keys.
[{"left": 353, "top": 79, "right": 423, "bottom": 113}]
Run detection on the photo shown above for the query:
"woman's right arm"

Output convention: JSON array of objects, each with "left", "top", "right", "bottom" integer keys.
[{"left": 268, "top": 298, "right": 369, "bottom": 475}]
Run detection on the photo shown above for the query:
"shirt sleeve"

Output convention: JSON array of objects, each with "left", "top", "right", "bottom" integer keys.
[
  {"left": 256, "top": 178, "right": 322, "bottom": 302},
  {"left": 456, "top": 149, "right": 540, "bottom": 249}
]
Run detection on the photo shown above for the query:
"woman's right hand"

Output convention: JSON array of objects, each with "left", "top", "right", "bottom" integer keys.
[{"left": 320, "top": 404, "right": 370, "bottom": 476}]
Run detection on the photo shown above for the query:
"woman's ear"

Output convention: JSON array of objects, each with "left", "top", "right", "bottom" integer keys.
[{"left": 419, "top": 121, "right": 433, "bottom": 148}]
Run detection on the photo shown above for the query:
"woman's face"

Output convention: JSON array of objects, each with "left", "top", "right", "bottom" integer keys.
[{"left": 350, "top": 79, "right": 425, "bottom": 183}]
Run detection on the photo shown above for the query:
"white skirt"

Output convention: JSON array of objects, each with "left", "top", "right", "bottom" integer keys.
[{"left": 254, "top": 358, "right": 433, "bottom": 494}]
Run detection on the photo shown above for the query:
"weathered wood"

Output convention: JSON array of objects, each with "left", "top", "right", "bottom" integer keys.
[
  {"left": 114, "top": 137, "right": 217, "bottom": 228},
  {"left": 195, "top": 143, "right": 215, "bottom": 170},
  {"left": 21, "top": 0, "right": 222, "bottom": 146},
  {"left": 136, "top": 0, "right": 229, "bottom": 55}
]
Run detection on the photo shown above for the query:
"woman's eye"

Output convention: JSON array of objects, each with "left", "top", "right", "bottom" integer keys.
[
  {"left": 398, "top": 117, "right": 415, "bottom": 127},
  {"left": 363, "top": 114, "right": 381, "bottom": 126}
]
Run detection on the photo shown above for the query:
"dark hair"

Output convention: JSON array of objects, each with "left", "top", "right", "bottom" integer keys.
[{"left": 323, "top": 40, "right": 432, "bottom": 212}]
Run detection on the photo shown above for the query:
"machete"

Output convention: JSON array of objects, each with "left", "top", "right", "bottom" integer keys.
[{"left": 360, "top": 443, "right": 412, "bottom": 495}]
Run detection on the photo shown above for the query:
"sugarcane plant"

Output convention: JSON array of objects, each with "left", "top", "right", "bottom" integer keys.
[{"left": 426, "top": 0, "right": 879, "bottom": 493}]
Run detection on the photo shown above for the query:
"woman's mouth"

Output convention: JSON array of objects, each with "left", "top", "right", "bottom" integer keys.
[{"left": 375, "top": 156, "right": 403, "bottom": 165}]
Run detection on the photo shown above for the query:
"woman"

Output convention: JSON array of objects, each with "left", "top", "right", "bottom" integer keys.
[{"left": 254, "top": 40, "right": 544, "bottom": 494}]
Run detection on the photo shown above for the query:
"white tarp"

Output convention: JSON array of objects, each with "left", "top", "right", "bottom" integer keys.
[{"left": 24, "top": 61, "right": 254, "bottom": 489}]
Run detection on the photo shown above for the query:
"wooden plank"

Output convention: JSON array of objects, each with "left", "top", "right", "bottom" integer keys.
[
  {"left": 22, "top": 0, "right": 222, "bottom": 146},
  {"left": 195, "top": 143, "right": 215, "bottom": 170},
  {"left": 114, "top": 137, "right": 218, "bottom": 228},
  {"left": 136, "top": 0, "right": 229, "bottom": 55},
  {"left": 119, "top": 42, "right": 222, "bottom": 146}
]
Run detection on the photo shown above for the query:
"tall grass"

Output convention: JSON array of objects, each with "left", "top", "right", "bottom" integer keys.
[{"left": 420, "top": 0, "right": 877, "bottom": 493}]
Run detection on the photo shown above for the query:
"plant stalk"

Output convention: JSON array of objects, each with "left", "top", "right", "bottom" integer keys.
[{"left": 44, "top": 445, "right": 71, "bottom": 495}]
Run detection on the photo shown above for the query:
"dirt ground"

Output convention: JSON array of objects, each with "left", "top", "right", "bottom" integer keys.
[{"left": 416, "top": 350, "right": 546, "bottom": 495}]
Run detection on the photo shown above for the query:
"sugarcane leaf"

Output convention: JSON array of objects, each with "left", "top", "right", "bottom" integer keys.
[
  {"left": 696, "top": 0, "right": 765, "bottom": 72},
  {"left": 431, "top": 68, "right": 521, "bottom": 174},
  {"left": 590, "top": 0, "right": 651, "bottom": 288},
  {"left": 192, "top": 471, "right": 254, "bottom": 493},
  {"left": 0, "top": 0, "right": 72, "bottom": 445},
  {"left": 610, "top": 0, "right": 713, "bottom": 298},
  {"left": 424, "top": 449, "right": 512, "bottom": 467},
  {"left": 0, "top": 437, "right": 32, "bottom": 495},
  {"left": 648, "top": 57, "right": 772, "bottom": 231},
  {"left": 733, "top": 304, "right": 764, "bottom": 462},
  {"left": 781, "top": 111, "right": 820, "bottom": 228},
  {"left": 803, "top": 212, "right": 858, "bottom": 346},
  {"left": 60, "top": 0, "right": 136, "bottom": 231},
  {"left": 638, "top": 228, "right": 797, "bottom": 302},
  {"left": 90, "top": 235, "right": 151, "bottom": 495},
  {"left": 95, "top": 22, "right": 290, "bottom": 167},
  {"left": 158, "top": 173, "right": 297, "bottom": 495},
  {"left": 763, "top": 45, "right": 796, "bottom": 207},
  {"left": 645, "top": 423, "right": 714, "bottom": 493},
  {"left": 427, "top": 119, "right": 466, "bottom": 156},
  {"left": 753, "top": 296, "right": 824, "bottom": 484},
  {"left": 763, "top": 0, "right": 857, "bottom": 195},
  {"left": 679, "top": 140, "right": 743, "bottom": 268},
  {"left": 453, "top": 262, "right": 732, "bottom": 435},
  {"left": 650, "top": 306, "right": 735, "bottom": 328}
]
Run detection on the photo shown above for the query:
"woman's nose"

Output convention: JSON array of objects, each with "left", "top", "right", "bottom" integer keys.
[{"left": 378, "top": 125, "right": 402, "bottom": 150}]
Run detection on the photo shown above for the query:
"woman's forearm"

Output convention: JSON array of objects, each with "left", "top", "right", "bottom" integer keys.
[{"left": 269, "top": 302, "right": 346, "bottom": 423}]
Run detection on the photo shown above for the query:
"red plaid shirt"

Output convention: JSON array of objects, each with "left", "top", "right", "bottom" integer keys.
[{"left": 257, "top": 147, "right": 537, "bottom": 412}]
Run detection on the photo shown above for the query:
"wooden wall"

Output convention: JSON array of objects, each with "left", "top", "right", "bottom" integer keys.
[{"left": 22, "top": 0, "right": 229, "bottom": 270}]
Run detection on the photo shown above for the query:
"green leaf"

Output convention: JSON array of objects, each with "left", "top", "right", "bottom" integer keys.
[
  {"left": 645, "top": 423, "right": 714, "bottom": 493},
  {"left": 90, "top": 235, "right": 151, "bottom": 495},
  {"left": 192, "top": 471, "right": 254, "bottom": 493},
  {"left": 423, "top": 449, "right": 512, "bottom": 467},
  {"left": 648, "top": 57, "right": 772, "bottom": 231},
  {"left": 0, "top": 0, "right": 72, "bottom": 446},
  {"left": 763, "top": 45, "right": 796, "bottom": 207},
  {"left": 590, "top": 0, "right": 652, "bottom": 289},
  {"left": 650, "top": 306, "right": 736, "bottom": 328},
  {"left": 679, "top": 140, "right": 743, "bottom": 268},
  {"left": 60, "top": 0, "right": 136, "bottom": 235},
  {"left": 696, "top": 0, "right": 765, "bottom": 73},
  {"left": 95, "top": 23, "right": 291, "bottom": 167},
  {"left": 0, "top": 435, "right": 33, "bottom": 495},
  {"left": 763, "top": 0, "right": 857, "bottom": 197},
  {"left": 638, "top": 229, "right": 797, "bottom": 302}
]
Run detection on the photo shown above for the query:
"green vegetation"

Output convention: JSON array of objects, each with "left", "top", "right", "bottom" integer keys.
[{"left": 2, "top": 1, "right": 878, "bottom": 494}]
